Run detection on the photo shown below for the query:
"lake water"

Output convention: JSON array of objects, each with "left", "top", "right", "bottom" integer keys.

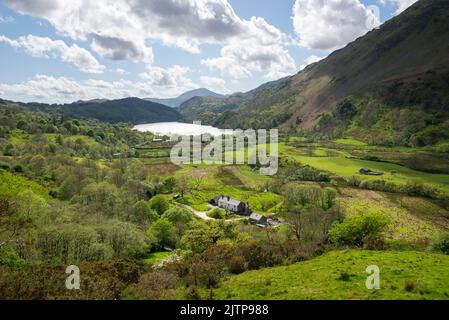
[{"left": 133, "top": 122, "right": 233, "bottom": 136}]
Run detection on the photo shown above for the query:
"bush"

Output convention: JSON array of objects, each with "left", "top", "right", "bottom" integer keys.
[
  {"left": 207, "top": 208, "right": 225, "bottom": 220},
  {"left": 162, "top": 207, "right": 193, "bottom": 225},
  {"left": 12, "top": 164, "right": 24, "bottom": 173},
  {"left": 329, "top": 211, "right": 390, "bottom": 247},
  {"left": 0, "top": 246, "right": 26, "bottom": 270},
  {"left": 430, "top": 233, "right": 449, "bottom": 255},
  {"left": 131, "top": 201, "right": 158, "bottom": 225},
  {"left": 149, "top": 195, "right": 169, "bottom": 216},
  {"left": 0, "top": 162, "right": 10, "bottom": 170},
  {"left": 402, "top": 181, "right": 441, "bottom": 199}
]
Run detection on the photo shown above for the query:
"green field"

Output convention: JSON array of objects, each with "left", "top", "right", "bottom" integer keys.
[
  {"left": 280, "top": 144, "right": 449, "bottom": 192},
  {"left": 143, "top": 252, "right": 172, "bottom": 265},
  {"left": 215, "top": 250, "right": 449, "bottom": 300}
]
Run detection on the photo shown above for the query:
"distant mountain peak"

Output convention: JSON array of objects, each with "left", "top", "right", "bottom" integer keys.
[{"left": 144, "top": 88, "right": 225, "bottom": 108}]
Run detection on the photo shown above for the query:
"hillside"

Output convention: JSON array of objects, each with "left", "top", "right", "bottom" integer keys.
[
  {"left": 187, "top": 0, "right": 449, "bottom": 147},
  {"left": 145, "top": 88, "right": 225, "bottom": 108},
  {"left": 215, "top": 250, "right": 449, "bottom": 300},
  {"left": 63, "top": 98, "right": 182, "bottom": 124}
]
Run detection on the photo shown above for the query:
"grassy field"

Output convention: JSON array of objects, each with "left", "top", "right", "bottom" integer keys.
[
  {"left": 280, "top": 143, "right": 449, "bottom": 192},
  {"left": 143, "top": 252, "right": 172, "bottom": 265},
  {"left": 215, "top": 250, "right": 449, "bottom": 300},
  {"left": 172, "top": 164, "right": 280, "bottom": 212},
  {"left": 338, "top": 188, "right": 447, "bottom": 243}
]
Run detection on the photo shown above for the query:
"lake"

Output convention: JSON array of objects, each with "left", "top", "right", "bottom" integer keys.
[{"left": 133, "top": 122, "right": 233, "bottom": 136}]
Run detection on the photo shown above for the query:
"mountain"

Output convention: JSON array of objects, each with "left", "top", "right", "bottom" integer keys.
[
  {"left": 145, "top": 88, "right": 225, "bottom": 108},
  {"left": 187, "top": 0, "right": 449, "bottom": 147},
  {"left": 179, "top": 77, "right": 290, "bottom": 124},
  {"left": 73, "top": 99, "right": 109, "bottom": 104},
  {"left": 63, "top": 98, "right": 182, "bottom": 124}
]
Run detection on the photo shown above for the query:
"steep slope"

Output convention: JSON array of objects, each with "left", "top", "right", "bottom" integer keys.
[
  {"left": 215, "top": 250, "right": 449, "bottom": 300},
  {"left": 145, "top": 88, "right": 225, "bottom": 108},
  {"left": 179, "top": 77, "right": 291, "bottom": 124},
  {"left": 190, "top": 0, "right": 449, "bottom": 147},
  {"left": 63, "top": 98, "right": 181, "bottom": 124}
]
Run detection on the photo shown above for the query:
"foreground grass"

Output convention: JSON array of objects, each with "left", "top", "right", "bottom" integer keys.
[{"left": 215, "top": 250, "right": 449, "bottom": 300}]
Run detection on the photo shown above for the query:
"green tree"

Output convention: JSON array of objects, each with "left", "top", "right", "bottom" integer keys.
[
  {"left": 131, "top": 201, "right": 158, "bottom": 225},
  {"left": 162, "top": 207, "right": 192, "bottom": 225},
  {"left": 149, "top": 195, "right": 169, "bottom": 216},
  {"left": 329, "top": 211, "right": 390, "bottom": 247},
  {"left": 147, "top": 219, "right": 177, "bottom": 249}
]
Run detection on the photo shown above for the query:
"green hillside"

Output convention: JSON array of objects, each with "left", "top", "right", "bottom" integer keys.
[
  {"left": 215, "top": 250, "right": 449, "bottom": 300},
  {"left": 63, "top": 98, "right": 181, "bottom": 124},
  {"left": 183, "top": 0, "right": 449, "bottom": 148}
]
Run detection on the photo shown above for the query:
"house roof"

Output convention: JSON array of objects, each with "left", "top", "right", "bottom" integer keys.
[
  {"left": 218, "top": 197, "right": 242, "bottom": 207},
  {"left": 250, "top": 213, "right": 265, "bottom": 221}
]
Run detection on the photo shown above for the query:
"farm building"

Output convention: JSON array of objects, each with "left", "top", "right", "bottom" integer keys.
[
  {"left": 359, "top": 168, "right": 384, "bottom": 176},
  {"left": 211, "top": 196, "right": 252, "bottom": 215},
  {"left": 249, "top": 213, "right": 268, "bottom": 227}
]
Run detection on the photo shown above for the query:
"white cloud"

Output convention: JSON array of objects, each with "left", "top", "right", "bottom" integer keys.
[
  {"left": 201, "top": 15, "right": 296, "bottom": 80},
  {"left": 0, "top": 15, "right": 14, "bottom": 23},
  {"left": 139, "top": 65, "right": 196, "bottom": 92},
  {"left": 200, "top": 76, "right": 229, "bottom": 94},
  {"left": 3, "top": 0, "right": 295, "bottom": 78},
  {"left": 293, "top": 0, "right": 381, "bottom": 51},
  {"left": 300, "top": 54, "right": 325, "bottom": 70},
  {"left": 0, "top": 34, "right": 105, "bottom": 73},
  {"left": 379, "top": 0, "right": 418, "bottom": 14},
  {"left": 0, "top": 74, "right": 162, "bottom": 103},
  {"left": 115, "top": 68, "right": 128, "bottom": 75}
]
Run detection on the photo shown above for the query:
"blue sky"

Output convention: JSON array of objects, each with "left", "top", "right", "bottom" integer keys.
[{"left": 0, "top": 0, "right": 416, "bottom": 103}]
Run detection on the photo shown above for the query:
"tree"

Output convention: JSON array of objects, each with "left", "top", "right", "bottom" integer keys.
[
  {"left": 163, "top": 176, "right": 177, "bottom": 193},
  {"left": 181, "top": 221, "right": 217, "bottom": 254},
  {"left": 149, "top": 195, "right": 169, "bottom": 216},
  {"left": 173, "top": 175, "right": 190, "bottom": 199},
  {"left": 131, "top": 201, "right": 158, "bottom": 225},
  {"left": 98, "top": 221, "right": 148, "bottom": 258},
  {"left": 162, "top": 207, "right": 192, "bottom": 225},
  {"left": 329, "top": 211, "right": 390, "bottom": 247},
  {"left": 147, "top": 219, "right": 177, "bottom": 249}
]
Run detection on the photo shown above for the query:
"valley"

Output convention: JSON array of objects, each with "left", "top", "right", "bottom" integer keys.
[{"left": 0, "top": 0, "right": 449, "bottom": 302}]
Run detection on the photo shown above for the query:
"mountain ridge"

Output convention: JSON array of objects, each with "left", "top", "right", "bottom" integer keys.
[
  {"left": 145, "top": 88, "right": 225, "bottom": 108},
  {"left": 182, "top": 0, "right": 449, "bottom": 147}
]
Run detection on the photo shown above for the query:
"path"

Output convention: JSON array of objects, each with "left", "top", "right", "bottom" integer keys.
[{"left": 177, "top": 203, "right": 246, "bottom": 222}]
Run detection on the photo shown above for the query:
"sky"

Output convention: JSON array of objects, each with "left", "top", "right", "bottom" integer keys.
[{"left": 0, "top": 0, "right": 418, "bottom": 104}]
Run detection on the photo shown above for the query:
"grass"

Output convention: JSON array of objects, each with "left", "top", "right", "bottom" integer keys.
[
  {"left": 280, "top": 144, "right": 449, "bottom": 192},
  {"left": 143, "top": 252, "right": 172, "bottom": 265},
  {"left": 173, "top": 164, "right": 279, "bottom": 213},
  {"left": 339, "top": 189, "right": 442, "bottom": 242},
  {"left": 335, "top": 138, "right": 369, "bottom": 147},
  {"left": 0, "top": 169, "right": 51, "bottom": 199},
  {"left": 215, "top": 250, "right": 449, "bottom": 300}
]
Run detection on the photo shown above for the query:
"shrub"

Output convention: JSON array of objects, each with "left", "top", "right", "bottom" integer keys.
[
  {"left": 207, "top": 208, "right": 225, "bottom": 220},
  {"left": 12, "top": 164, "right": 24, "bottom": 173},
  {"left": 162, "top": 207, "right": 193, "bottom": 225},
  {"left": 430, "top": 233, "right": 449, "bottom": 255},
  {"left": 346, "top": 176, "right": 361, "bottom": 187},
  {"left": 149, "top": 195, "right": 169, "bottom": 216},
  {"left": 0, "top": 246, "right": 26, "bottom": 270},
  {"left": 329, "top": 211, "right": 390, "bottom": 247},
  {"left": 0, "top": 162, "right": 10, "bottom": 170}
]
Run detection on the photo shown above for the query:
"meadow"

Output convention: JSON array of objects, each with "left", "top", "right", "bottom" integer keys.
[{"left": 215, "top": 250, "right": 449, "bottom": 300}]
